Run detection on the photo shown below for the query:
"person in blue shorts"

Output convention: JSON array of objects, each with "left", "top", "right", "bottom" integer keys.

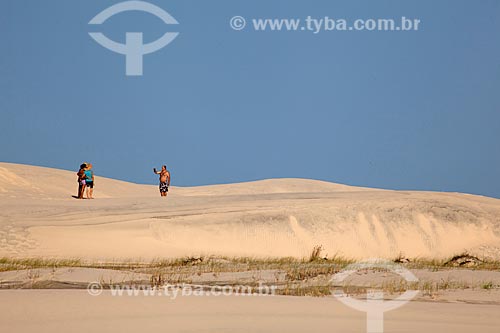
[{"left": 84, "top": 163, "right": 95, "bottom": 199}]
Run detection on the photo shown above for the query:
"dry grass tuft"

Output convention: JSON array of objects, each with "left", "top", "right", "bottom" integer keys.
[{"left": 309, "top": 245, "right": 324, "bottom": 262}]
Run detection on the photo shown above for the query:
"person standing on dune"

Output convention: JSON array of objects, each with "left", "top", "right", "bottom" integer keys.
[
  {"left": 84, "top": 163, "right": 95, "bottom": 199},
  {"left": 76, "top": 163, "right": 87, "bottom": 199},
  {"left": 153, "top": 165, "right": 170, "bottom": 197}
]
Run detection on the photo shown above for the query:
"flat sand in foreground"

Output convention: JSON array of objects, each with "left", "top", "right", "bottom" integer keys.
[{"left": 0, "top": 291, "right": 499, "bottom": 333}]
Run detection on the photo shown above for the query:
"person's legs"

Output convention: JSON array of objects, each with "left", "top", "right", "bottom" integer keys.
[
  {"left": 79, "top": 183, "right": 85, "bottom": 199},
  {"left": 86, "top": 183, "right": 94, "bottom": 199}
]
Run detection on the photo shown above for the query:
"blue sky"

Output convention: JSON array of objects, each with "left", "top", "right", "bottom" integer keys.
[{"left": 1, "top": 0, "right": 499, "bottom": 198}]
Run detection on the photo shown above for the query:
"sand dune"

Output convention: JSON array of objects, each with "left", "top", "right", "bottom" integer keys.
[
  {"left": 0, "top": 163, "right": 154, "bottom": 199},
  {"left": 0, "top": 162, "right": 499, "bottom": 261}
]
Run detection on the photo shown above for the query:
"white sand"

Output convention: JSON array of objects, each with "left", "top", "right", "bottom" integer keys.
[
  {"left": 0, "top": 291, "right": 499, "bottom": 333},
  {"left": 1, "top": 162, "right": 499, "bottom": 261}
]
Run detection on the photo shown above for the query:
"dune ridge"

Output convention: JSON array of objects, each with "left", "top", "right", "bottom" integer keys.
[{"left": 0, "top": 162, "right": 499, "bottom": 261}]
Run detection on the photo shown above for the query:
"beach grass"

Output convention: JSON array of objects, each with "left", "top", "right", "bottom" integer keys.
[{"left": 1, "top": 251, "right": 499, "bottom": 295}]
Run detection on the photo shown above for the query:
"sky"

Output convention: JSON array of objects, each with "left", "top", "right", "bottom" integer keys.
[{"left": 1, "top": 0, "right": 499, "bottom": 198}]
